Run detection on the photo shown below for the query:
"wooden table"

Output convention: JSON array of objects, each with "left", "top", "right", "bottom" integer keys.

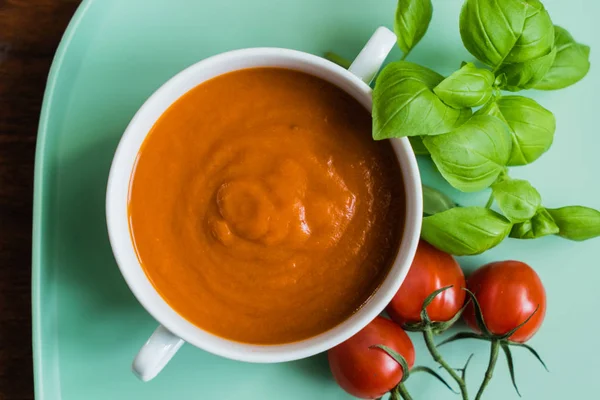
[{"left": 0, "top": 1, "right": 80, "bottom": 398}]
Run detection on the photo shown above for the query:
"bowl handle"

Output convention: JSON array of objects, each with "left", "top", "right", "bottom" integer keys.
[
  {"left": 132, "top": 325, "right": 185, "bottom": 381},
  {"left": 348, "top": 26, "right": 397, "bottom": 85}
]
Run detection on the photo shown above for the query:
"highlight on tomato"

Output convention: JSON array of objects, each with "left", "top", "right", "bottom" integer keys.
[
  {"left": 386, "top": 240, "right": 466, "bottom": 328},
  {"left": 327, "top": 316, "right": 415, "bottom": 399},
  {"left": 464, "top": 260, "right": 546, "bottom": 343}
]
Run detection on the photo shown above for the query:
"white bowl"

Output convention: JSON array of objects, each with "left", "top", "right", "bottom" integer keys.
[{"left": 106, "top": 26, "right": 422, "bottom": 381}]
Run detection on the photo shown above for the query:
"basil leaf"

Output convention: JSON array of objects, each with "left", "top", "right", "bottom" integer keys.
[
  {"left": 422, "top": 185, "right": 456, "bottom": 216},
  {"left": 409, "top": 136, "right": 429, "bottom": 155},
  {"left": 497, "top": 47, "right": 556, "bottom": 91},
  {"left": 373, "top": 61, "right": 472, "bottom": 140},
  {"left": 504, "top": 0, "right": 554, "bottom": 64},
  {"left": 546, "top": 206, "right": 600, "bottom": 241},
  {"left": 494, "top": 73, "right": 508, "bottom": 88},
  {"left": 422, "top": 207, "right": 512, "bottom": 256},
  {"left": 460, "top": 0, "right": 553, "bottom": 68},
  {"left": 423, "top": 115, "right": 512, "bottom": 192},
  {"left": 433, "top": 63, "right": 495, "bottom": 108},
  {"left": 476, "top": 96, "right": 555, "bottom": 166},
  {"left": 534, "top": 25, "right": 591, "bottom": 90},
  {"left": 510, "top": 208, "right": 559, "bottom": 239},
  {"left": 491, "top": 178, "right": 541, "bottom": 223},
  {"left": 459, "top": 0, "right": 526, "bottom": 67},
  {"left": 394, "top": 0, "right": 433, "bottom": 57}
]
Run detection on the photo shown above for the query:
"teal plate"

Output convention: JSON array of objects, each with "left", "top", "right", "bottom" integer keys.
[{"left": 33, "top": 0, "right": 600, "bottom": 399}]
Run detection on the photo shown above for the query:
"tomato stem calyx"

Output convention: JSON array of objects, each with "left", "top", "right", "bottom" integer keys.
[
  {"left": 369, "top": 344, "right": 410, "bottom": 383},
  {"left": 403, "top": 285, "right": 471, "bottom": 334},
  {"left": 370, "top": 344, "right": 415, "bottom": 400},
  {"left": 460, "top": 289, "right": 549, "bottom": 398},
  {"left": 415, "top": 287, "right": 549, "bottom": 400}
]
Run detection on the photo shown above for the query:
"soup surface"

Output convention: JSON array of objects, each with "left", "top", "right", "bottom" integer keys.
[{"left": 128, "top": 68, "right": 404, "bottom": 344}]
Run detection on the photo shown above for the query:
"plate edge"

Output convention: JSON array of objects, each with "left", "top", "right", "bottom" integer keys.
[{"left": 31, "top": 1, "right": 95, "bottom": 399}]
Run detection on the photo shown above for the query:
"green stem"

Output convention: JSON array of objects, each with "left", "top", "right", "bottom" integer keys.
[
  {"left": 401, "top": 51, "right": 409, "bottom": 61},
  {"left": 396, "top": 383, "right": 413, "bottom": 400},
  {"left": 423, "top": 327, "right": 470, "bottom": 400},
  {"left": 324, "top": 52, "right": 352, "bottom": 69},
  {"left": 485, "top": 192, "right": 494, "bottom": 208},
  {"left": 475, "top": 340, "right": 500, "bottom": 400}
]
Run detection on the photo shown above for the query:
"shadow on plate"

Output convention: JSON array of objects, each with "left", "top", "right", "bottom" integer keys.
[
  {"left": 50, "top": 136, "right": 144, "bottom": 320},
  {"left": 288, "top": 352, "right": 333, "bottom": 385}
]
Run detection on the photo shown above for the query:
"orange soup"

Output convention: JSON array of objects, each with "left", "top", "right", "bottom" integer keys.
[{"left": 128, "top": 68, "right": 404, "bottom": 344}]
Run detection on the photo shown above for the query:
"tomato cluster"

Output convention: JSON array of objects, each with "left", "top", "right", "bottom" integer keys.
[{"left": 327, "top": 240, "right": 547, "bottom": 399}]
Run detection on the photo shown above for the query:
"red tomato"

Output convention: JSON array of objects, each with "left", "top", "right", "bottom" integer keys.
[
  {"left": 386, "top": 240, "right": 466, "bottom": 325},
  {"left": 464, "top": 260, "right": 546, "bottom": 343},
  {"left": 328, "top": 316, "right": 415, "bottom": 399}
]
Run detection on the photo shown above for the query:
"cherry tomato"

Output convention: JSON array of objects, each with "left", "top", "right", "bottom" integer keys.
[
  {"left": 386, "top": 240, "right": 466, "bottom": 325},
  {"left": 464, "top": 260, "right": 546, "bottom": 343},
  {"left": 328, "top": 316, "right": 415, "bottom": 399}
]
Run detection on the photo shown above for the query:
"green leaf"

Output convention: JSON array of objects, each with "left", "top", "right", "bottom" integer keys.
[
  {"left": 459, "top": 0, "right": 528, "bottom": 67},
  {"left": 433, "top": 63, "right": 495, "bottom": 108},
  {"left": 477, "top": 96, "right": 555, "bottom": 166},
  {"left": 394, "top": 0, "right": 433, "bottom": 56},
  {"left": 546, "top": 206, "right": 600, "bottom": 241},
  {"left": 504, "top": 0, "right": 554, "bottom": 64},
  {"left": 423, "top": 115, "right": 512, "bottom": 192},
  {"left": 491, "top": 178, "right": 542, "bottom": 223},
  {"left": 534, "top": 25, "right": 591, "bottom": 90},
  {"left": 497, "top": 46, "right": 557, "bottom": 91},
  {"left": 422, "top": 185, "right": 456, "bottom": 216},
  {"left": 421, "top": 207, "right": 513, "bottom": 256},
  {"left": 372, "top": 61, "right": 472, "bottom": 140},
  {"left": 510, "top": 208, "right": 559, "bottom": 239},
  {"left": 409, "top": 136, "right": 430, "bottom": 155},
  {"left": 460, "top": 0, "right": 553, "bottom": 67}
]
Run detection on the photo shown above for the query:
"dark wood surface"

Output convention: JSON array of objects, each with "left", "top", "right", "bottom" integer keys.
[{"left": 0, "top": 1, "right": 80, "bottom": 399}]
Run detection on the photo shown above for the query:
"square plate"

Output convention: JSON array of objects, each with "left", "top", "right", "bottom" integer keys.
[{"left": 33, "top": 0, "right": 600, "bottom": 398}]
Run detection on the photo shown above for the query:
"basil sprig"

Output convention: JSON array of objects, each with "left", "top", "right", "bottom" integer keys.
[
  {"left": 421, "top": 177, "right": 600, "bottom": 254},
  {"left": 328, "top": 0, "right": 597, "bottom": 254}
]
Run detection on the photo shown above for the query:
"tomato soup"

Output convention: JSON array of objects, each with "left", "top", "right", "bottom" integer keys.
[{"left": 128, "top": 68, "right": 404, "bottom": 344}]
